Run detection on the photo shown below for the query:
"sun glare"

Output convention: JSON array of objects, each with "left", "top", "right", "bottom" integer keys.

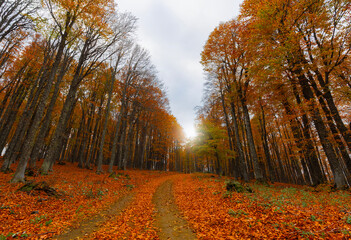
[{"left": 184, "top": 126, "right": 197, "bottom": 140}]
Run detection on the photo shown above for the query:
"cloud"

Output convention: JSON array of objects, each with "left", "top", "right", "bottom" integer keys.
[{"left": 116, "top": 0, "right": 243, "bottom": 138}]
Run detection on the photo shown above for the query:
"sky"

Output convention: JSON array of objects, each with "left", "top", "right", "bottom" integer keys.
[{"left": 116, "top": 0, "right": 243, "bottom": 139}]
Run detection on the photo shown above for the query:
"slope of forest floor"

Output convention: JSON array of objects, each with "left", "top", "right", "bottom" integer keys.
[
  {"left": 0, "top": 161, "right": 173, "bottom": 239},
  {"left": 174, "top": 174, "right": 351, "bottom": 239},
  {"left": 56, "top": 192, "right": 135, "bottom": 240},
  {"left": 1, "top": 162, "right": 351, "bottom": 239}
]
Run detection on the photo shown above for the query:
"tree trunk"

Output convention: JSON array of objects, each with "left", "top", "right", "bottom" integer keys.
[
  {"left": 118, "top": 117, "right": 127, "bottom": 169},
  {"left": 309, "top": 75, "right": 351, "bottom": 173},
  {"left": 258, "top": 104, "right": 275, "bottom": 182},
  {"left": 295, "top": 69, "right": 348, "bottom": 188},
  {"left": 86, "top": 95, "right": 104, "bottom": 169},
  {"left": 230, "top": 102, "right": 249, "bottom": 182},
  {"left": 11, "top": 14, "right": 75, "bottom": 182},
  {"left": 29, "top": 54, "right": 71, "bottom": 167},
  {"left": 241, "top": 99, "right": 264, "bottom": 182},
  {"left": 97, "top": 72, "right": 116, "bottom": 173},
  {"left": 108, "top": 107, "right": 124, "bottom": 173},
  {"left": 41, "top": 38, "right": 90, "bottom": 174},
  {"left": 314, "top": 70, "right": 351, "bottom": 150}
]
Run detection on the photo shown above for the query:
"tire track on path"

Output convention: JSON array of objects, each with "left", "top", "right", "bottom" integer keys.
[
  {"left": 55, "top": 192, "right": 135, "bottom": 240},
  {"left": 55, "top": 174, "right": 196, "bottom": 239},
  {"left": 153, "top": 179, "right": 196, "bottom": 240}
]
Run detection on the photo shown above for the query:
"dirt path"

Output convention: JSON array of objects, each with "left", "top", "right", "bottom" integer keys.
[
  {"left": 55, "top": 176, "right": 196, "bottom": 240},
  {"left": 55, "top": 192, "right": 135, "bottom": 240},
  {"left": 153, "top": 179, "right": 196, "bottom": 240}
]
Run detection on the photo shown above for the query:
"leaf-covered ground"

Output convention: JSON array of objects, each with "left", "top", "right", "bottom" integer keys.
[
  {"left": 0, "top": 162, "right": 172, "bottom": 239},
  {"left": 1, "top": 165, "right": 351, "bottom": 239},
  {"left": 174, "top": 174, "right": 351, "bottom": 239}
]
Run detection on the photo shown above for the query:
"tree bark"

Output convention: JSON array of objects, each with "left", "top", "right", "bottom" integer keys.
[
  {"left": 29, "top": 53, "right": 71, "bottom": 167},
  {"left": 97, "top": 70, "right": 117, "bottom": 173},
  {"left": 229, "top": 102, "right": 249, "bottom": 182},
  {"left": 295, "top": 68, "right": 348, "bottom": 188},
  {"left": 241, "top": 99, "right": 264, "bottom": 182}
]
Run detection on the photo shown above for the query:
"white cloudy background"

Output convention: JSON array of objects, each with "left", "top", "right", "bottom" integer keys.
[{"left": 116, "top": 0, "right": 243, "bottom": 138}]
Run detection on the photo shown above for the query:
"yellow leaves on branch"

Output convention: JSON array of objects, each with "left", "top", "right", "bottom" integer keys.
[{"left": 43, "top": 0, "right": 116, "bottom": 37}]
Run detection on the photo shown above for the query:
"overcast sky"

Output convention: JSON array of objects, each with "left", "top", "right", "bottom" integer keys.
[{"left": 116, "top": 0, "right": 243, "bottom": 138}]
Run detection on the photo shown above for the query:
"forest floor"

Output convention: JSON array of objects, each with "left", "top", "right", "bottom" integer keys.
[{"left": 0, "top": 162, "right": 351, "bottom": 239}]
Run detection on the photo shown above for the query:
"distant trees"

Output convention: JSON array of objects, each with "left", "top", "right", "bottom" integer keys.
[
  {"left": 0, "top": 0, "right": 184, "bottom": 182},
  {"left": 193, "top": 0, "right": 351, "bottom": 188}
]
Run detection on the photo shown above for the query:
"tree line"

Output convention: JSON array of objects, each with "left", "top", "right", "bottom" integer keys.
[
  {"left": 0, "top": 0, "right": 184, "bottom": 183},
  {"left": 188, "top": 0, "right": 351, "bottom": 188}
]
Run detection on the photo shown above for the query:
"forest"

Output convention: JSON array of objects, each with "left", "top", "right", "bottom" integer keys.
[
  {"left": 188, "top": 0, "right": 351, "bottom": 189},
  {"left": 0, "top": 0, "right": 184, "bottom": 183},
  {"left": 1, "top": 0, "right": 351, "bottom": 239}
]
